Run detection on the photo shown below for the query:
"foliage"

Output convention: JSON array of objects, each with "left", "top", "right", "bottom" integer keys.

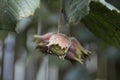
[
  {"left": 62, "top": 0, "right": 90, "bottom": 25},
  {"left": 82, "top": 1, "right": 120, "bottom": 48},
  {"left": 62, "top": 0, "right": 120, "bottom": 48},
  {"left": 0, "top": 0, "right": 40, "bottom": 39}
]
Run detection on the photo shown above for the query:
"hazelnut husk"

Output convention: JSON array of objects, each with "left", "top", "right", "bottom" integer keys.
[{"left": 33, "top": 32, "right": 91, "bottom": 64}]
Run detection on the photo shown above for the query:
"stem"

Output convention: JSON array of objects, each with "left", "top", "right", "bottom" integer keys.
[
  {"left": 57, "top": 0, "right": 70, "bottom": 35},
  {"left": 58, "top": 13, "right": 62, "bottom": 33},
  {"left": 57, "top": 0, "right": 62, "bottom": 33},
  {"left": 37, "top": 18, "right": 42, "bottom": 35}
]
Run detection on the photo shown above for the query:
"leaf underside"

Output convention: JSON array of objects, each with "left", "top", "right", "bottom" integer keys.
[
  {"left": 82, "top": 1, "right": 120, "bottom": 48},
  {"left": 62, "top": 0, "right": 90, "bottom": 25},
  {"left": 0, "top": 0, "right": 40, "bottom": 32},
  {"left": 62, "top": 0, "right": 120, "bottom": 48}
]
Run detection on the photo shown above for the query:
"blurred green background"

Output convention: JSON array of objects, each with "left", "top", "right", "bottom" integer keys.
[{"left": 0, "top": 0, "right": 120, "bottom": 80}]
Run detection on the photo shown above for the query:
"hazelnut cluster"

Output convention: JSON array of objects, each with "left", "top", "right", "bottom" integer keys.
[{"left": 33, "top": 32, "right": 91, "bottom": 64}]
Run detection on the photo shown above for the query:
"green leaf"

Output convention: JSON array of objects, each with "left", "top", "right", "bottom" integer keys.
[
  {"left": 0, "top": 0, "right": 40, "bottom": 32},
  {"left": 82, "top": 1, "right": 120, "bottom": 48},
  {"left": 62, "top": 0, "right": 90, "bottom": 25}
]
